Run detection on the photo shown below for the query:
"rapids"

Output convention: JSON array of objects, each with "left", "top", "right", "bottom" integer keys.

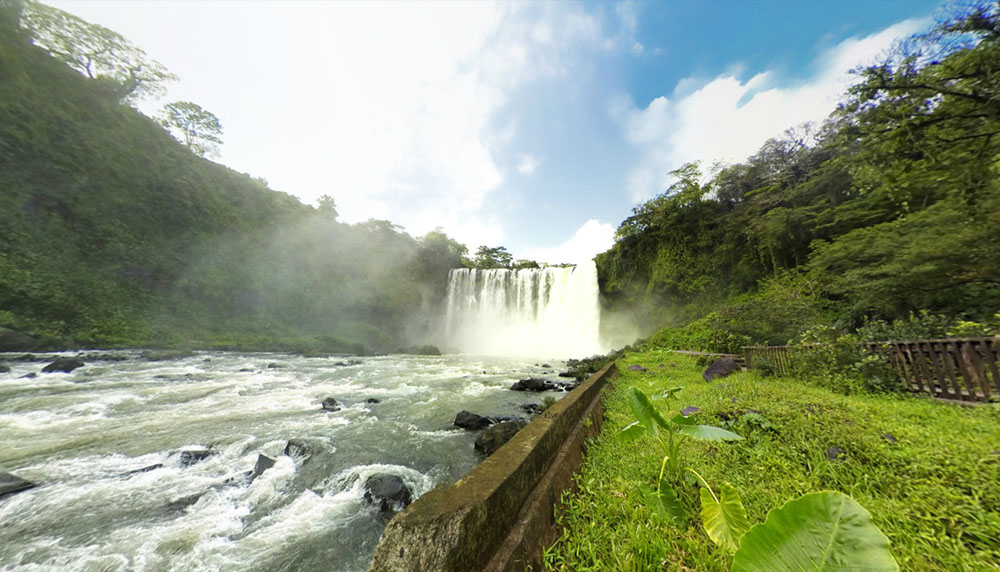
[{"left": 0, "top": 351, "right": 562, "bottom": 571}]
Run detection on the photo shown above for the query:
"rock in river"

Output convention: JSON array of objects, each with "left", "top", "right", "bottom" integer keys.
[
  {"left": 321, "top": 397, "right": 341, "bottom": 412},
  {"left": 0, "top": 472, "right": 36, "bottom": 499},
  {"left": 363, "top": 474, "right": 412, "bottom": 513},
  {"left": 179, "top": 449, "right": 215, "bottom": 467},
  {"left": 453, "top": 410, "right": 494, "bottom": 430},
  {"left": 41, "top": 357, "right": 85, "bottom": 374},
  {"left": 474, "top": 420, "right": 528, "bottom": 456},
  {"left": 510, "top": 378, "right": 555, "bottom": 392}
]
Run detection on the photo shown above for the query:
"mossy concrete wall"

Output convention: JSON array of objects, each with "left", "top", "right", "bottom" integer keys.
[{"left": 368, "top": 362, "right": 618, "bottom": 572}]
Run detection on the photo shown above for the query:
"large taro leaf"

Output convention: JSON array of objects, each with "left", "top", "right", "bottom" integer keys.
[
  {"left": 619, "top": 420, "right": 646, "bottom": 442},
  {"left": 732, "top": 491, "right": 899, "bottom": 572},
  {"left": 700, "top": 482, "right": 750, "bottom": 551},
  {"left": 625, "top": 387, "right": 670, "bottom": 437},
  {"left": 678, "top": 424, "right": 743, "bottom": 441},
  {"left": 639, "top": 478, "right": 687, "bottom": 526}
]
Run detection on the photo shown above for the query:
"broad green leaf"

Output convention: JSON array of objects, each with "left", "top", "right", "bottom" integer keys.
[
  {"left": 678, "top": 424, "right": 743, "bottom": 441},
  {"left": 732, "top": 491, "right": 898, "bottom": 572},
  {"left": 670, "top": 413, "right": 696, "bottom": 426},
  {"left": 638, "top": 479, "right": 687, "bottom": 526},
  {"left": 653, "top": 386, "right": 684, "bottom": 400},
  {"left": 619, "top": 420, "right": 646, "bottom": 442},
  {"left": 700, "top": 482, "right": 750, "bottom": 552},
  {"left": 626, "top": 387, "right": 670, "bottom": 436}
]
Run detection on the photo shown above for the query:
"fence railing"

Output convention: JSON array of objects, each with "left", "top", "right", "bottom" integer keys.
[{"left": 743, "top": 338, "right": 1000, "bottom": 403}]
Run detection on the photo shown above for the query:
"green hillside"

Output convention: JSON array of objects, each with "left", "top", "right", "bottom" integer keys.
[
  {"left": 0, "top": 1, "right": 464, "bottom": 352},
  {"left": 598, "top": 5, "right": 1000, "bottom": 350}
]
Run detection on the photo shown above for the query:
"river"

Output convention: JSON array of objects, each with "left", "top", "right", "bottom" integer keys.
[{"left": 0, "top": 351, "right": 564, "bottom": 571}]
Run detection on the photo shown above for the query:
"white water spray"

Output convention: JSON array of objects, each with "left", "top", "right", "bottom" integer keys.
[{"left": 444, "top": 261, "right": 604, "bottom": 358}]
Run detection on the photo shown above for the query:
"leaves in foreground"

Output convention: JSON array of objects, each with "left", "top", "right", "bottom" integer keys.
[
  {"left": 696, "top": 478, "right": 750, "bottom": 552},
  {"left": 732, "top": 490, "right": 898, "bottom": 572}
]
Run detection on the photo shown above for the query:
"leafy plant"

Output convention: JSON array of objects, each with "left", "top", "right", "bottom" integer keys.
[
  {"left": 620, "top": 386, "right": 742, "bottom": 484},
  {"left": 619, "top": 386, "right": 897, "bottom": 569},
  {"left": 732, "top": 491, "right": 898, "bottom": 571}
]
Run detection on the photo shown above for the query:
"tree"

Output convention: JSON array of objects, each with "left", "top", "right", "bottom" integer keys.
[
  {"left": 316, "top": 195, "right": 339, "bottom": 220},
  {"left": 473, "top": 246, "right": 513, "bottom": 269},
  {"left": 19, "top": 0, "right": 177, "bottom": 103},
  {"left": 158, "top": 101, "right": 223, "bottom": 157}
]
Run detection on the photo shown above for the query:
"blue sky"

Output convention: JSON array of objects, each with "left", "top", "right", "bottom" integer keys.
[{"left": 48, "top": 0, "right": 941, "bottom": 263}]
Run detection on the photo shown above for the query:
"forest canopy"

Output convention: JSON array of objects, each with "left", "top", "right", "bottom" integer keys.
[{"left": 598, "top": 1, "right": 1000, "bottom": 349}]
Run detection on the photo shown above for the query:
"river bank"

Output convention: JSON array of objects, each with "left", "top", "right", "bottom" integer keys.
[{"left": 544, "top": 350, "right": 1000, "bottom": 571}]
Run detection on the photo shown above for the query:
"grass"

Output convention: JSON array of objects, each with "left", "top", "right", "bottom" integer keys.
[{"left": 544, "top": 349, "right": 1000, "bottom": 571}]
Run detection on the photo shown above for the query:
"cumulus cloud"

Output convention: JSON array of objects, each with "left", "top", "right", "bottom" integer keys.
[
  {"left": 51, "top": 1, "right": 608, "bottom": 252},
  {"left": 523, "top": 219, "right": 616, "bottom": 265},
  {"left": 516, "top": 154, "right": 541, "bottom": 175},
  {"left": 617, "top": 19, "right": 927, "bottom": 202}
]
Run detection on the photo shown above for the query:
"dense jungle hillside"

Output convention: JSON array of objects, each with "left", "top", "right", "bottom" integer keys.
[
  {"left": 0, "top": 1, "right": 465, "bottom": 352},
  {"left": 598, "top": 4, "right": 1000, "bottom": 351}
]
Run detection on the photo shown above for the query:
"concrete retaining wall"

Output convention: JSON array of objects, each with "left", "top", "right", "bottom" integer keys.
[{"left": 368, "top": 362, "right": 618, "bottom": 572}]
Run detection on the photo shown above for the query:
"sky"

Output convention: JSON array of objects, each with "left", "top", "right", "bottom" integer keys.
[{"left": 47, "top": 0, "right": 942, "bottom": 264}]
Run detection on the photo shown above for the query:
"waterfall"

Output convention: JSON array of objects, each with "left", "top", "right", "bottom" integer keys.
[{"left": 443, "top": 261, "right": 603, "bottom": 358}]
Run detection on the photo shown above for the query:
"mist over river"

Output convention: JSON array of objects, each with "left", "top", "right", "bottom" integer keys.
[{"left": 0, "top": 351, "right": 565, "bottom": 571}]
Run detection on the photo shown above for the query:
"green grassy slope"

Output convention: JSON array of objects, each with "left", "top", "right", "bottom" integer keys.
[{"left": 545, "top": 351, "right": 1000, "bottom": 571}]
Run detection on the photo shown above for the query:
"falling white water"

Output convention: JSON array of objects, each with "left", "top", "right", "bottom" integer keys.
[{"left": 444, "top": 261, "right": 604, "bottom": 358}]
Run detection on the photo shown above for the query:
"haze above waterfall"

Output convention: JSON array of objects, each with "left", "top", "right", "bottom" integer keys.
[{"left": 444, "top": 261, "right": 605, "bottom": 358}]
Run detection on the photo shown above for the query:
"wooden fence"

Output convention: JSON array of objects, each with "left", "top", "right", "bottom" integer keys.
[{"left": 743, "top": 338, "right": 1000, "bottom": 403}]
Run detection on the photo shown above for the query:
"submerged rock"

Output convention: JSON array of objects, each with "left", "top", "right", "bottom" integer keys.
[
  {"left": 179, "top": 449, "right": 215, "bottom": 467},
  {"left": 363, "top": 474, "right": 412, "bottom": 513},
  {"left": 365, "top": 398, "right": 381, "bottom": 404},
  {"left": 510, "top": 378, "right": 556, "bottom": 392},
  {"left": 474, "top": 420, "right": 529, "bottom": 457},
  {"left": 125, "top": 463, "right": 164, "bottom": 476},
  {"left": 283, "top": 439, "right": 315, "bottom": 460},
  {"left": 321, "top": 397, "right": 341, "bottom": 412},
  {"left": 0, "top": 364, "right": 10, "bottom": 374},
  {"left": 0, "top": 472, "right": 36, "bottom": 499},
  {"left": 140, "top": 349, "right": 194, "bottom": 361},
  {"left": 41, "top": 357, "right": 85, "bottom": 374},
  {"left": 453, "top": 411, "right": 494, "bottom": 430},
  {"left": 702, "top": 358, "right": 740, "bottom": 382}
]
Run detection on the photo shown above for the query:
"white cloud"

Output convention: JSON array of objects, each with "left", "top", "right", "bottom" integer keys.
[
  {"left": 523, "top": 219, "right": 616, "bottom": 265},
  {"left": 618, "top": 19, "right": 927, "bottom": 202},
  {"left": 516, "top": 154, "right": 541, "bottom": 175},
  {"left": 48, "top": 1, "right": 605, "bottom": 251}
]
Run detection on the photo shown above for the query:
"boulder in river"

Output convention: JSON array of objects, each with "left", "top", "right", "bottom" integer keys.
[
  {"left": 321, "top": 397, "right": 341, "bottom": 412},
  {"left": 140, "top": 349, "right": 194, "bottom": 361},
  {"left": 510, "top": 378, "right": 555, "bottom": 392},
  {"left": 283, "top": 439, "right": 315, "bottom": 460},
  {"left": 0, "top": 472, "right": 36, "bottom": 499},
  {"left": 702, "top": 358, "right": 740, "bottom": 382},
  {"left": 41, "top": 357, "right": 85, "bottom": 374},
  {"left": 474, "top": 420, "right": 529, "bottom": 456},
  {"left": 179, "top": 449, "right": 215, "bottom": 467},
  {"left": 363, "top": 474, "right": 412, "bottom": 513},
  {"left": 250, "top": 454, "right": 275, "bottom": 481},
  {"left": 626, "top": 364, "right": 648, "bottom": 373},
  {"left": 453, "top": 410, "right": 494, "bottom": 430}
]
